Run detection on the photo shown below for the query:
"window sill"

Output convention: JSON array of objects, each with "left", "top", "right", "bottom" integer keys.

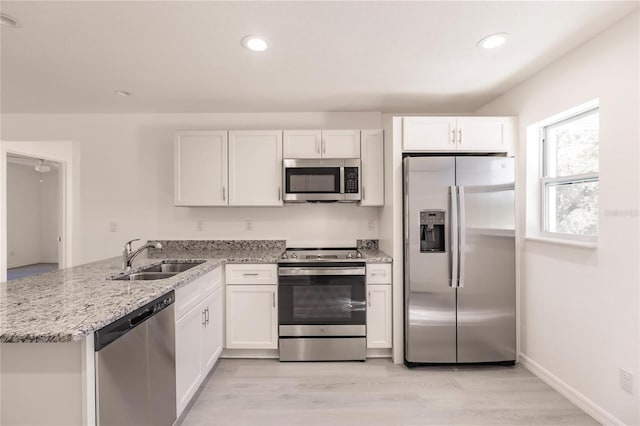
[{"left": 523, "top": 236, "right": 598, "bottom": 249}]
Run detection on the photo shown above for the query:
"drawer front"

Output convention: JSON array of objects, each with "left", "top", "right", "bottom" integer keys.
[
  {"left": 366, "top": 264, "right": 392, "bottom": 284},
  {"left": 201, "top": 266, "right": 223, "bottom": 295},
  {"left": 225, "top": 264, "right": 278, "bottom": 285},
  {"left": 175, "top": 274, "right": 206, "bottom": 320}
]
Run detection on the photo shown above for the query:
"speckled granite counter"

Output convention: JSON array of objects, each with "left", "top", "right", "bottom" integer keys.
[
  {"left": 0, "top": 257, "right": 223, "bottom": 343},
  {"left": 357, "top": 248, "right": 393, "bottom": 263},
  {"left": 1, "top": 240, "right": 391, "bottom": 343}
]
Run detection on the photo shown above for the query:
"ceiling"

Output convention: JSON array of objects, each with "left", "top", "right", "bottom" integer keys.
[{"left": 0, "top": 1, "right": 637, "bottom": 114}]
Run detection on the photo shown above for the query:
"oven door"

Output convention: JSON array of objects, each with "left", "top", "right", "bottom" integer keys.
[{"left": 278, "top": 265, "right": 366, "bottom": 336}]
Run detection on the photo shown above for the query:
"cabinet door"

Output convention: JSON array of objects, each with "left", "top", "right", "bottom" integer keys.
[
  {"left": 201, "top": 288, "right": 223, "bottom": 375},
  {"left": 175, "top": 131, "right": 228, "bottom": 206},
  {"left": 175, "top": 305, "right": 205, "bottom": 416},
  {"left": 402, "top": 117, "right": 457, "bottom": 152},
  {"left": 228, "top": 131, "right": 283, "bottom": 206},
  {"left": 226, "top": 285, "right": 277, "bottom": 349},
  {"left": 321, "top": 130, "right": 361, "bottom": 158},
  {"left": 283, "top": 130, "right": 321, "bottom": 158},
  {"left": 456, "top": 117, "right": 514, "bottom": 153},
  {"left": 360, "top": 129, "right": 384, "bottom": 206},
  {"left": 366, "top": 284, "right": 392, "bottom": 349}
]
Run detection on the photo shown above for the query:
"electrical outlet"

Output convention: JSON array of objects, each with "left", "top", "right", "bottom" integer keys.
[
  {"left": 245, "top": 220, "right": 253, "bottom": 231},
  {"left": 109, "top": 221, "right": 118, "bottom": 233},
  {"left": 620, "top": 369, "right": 634, "bottom": 394},
  {"left": 368, "top": 219, "right": 376, "bottom": 231},
  {"left": 196, "top": 221, "right": 204, "bottom": 232}
]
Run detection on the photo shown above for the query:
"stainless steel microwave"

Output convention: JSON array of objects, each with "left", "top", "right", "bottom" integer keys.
[{"left": 282, "top": 159, "right": 361, "bottom": 202}]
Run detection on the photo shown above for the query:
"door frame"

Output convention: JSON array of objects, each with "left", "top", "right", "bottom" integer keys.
[{"left": 0, "top": 141, "right": 74, "bottom": 282}]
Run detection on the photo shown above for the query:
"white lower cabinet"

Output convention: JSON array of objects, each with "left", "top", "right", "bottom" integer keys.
[
  {"left": 225, "top": 264, "right": 278, "bottom": 350},
  {"left": 202, "top": 288, "right": 223, "bottom": 373},
  {"left": 225, "top": 285, "right": 278, "bottom": 349},
  {"left": 366, "top": 264, "right": 392, "bottom": 349},
  {"left": 366, "top": 284, "right": 392, "bottom": 349},
  {"left": 175, "top": 268, "right": 223, "bottom": 417}
]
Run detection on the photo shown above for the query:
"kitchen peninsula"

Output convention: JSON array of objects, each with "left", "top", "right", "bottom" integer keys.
[{"left": 0, "top": 240, "right": 391, "bottom": 426}]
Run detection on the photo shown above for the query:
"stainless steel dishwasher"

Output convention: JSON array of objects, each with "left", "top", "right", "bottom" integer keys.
[{"left": 95, "top": 291, "right": 176, "bottom": 426}]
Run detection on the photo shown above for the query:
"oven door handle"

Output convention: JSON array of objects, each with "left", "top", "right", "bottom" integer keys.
[{"left": 278, "top": 267, "right": 366, "bottom": 276}]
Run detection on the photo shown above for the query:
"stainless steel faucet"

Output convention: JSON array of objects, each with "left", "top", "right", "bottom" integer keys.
[{"left": 123, "top": 239, "right": 163, "bottom": 271}]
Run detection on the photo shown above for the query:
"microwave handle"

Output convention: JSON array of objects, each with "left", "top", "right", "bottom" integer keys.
[{"left": 340, "top": 167, "right": 345, "bottom": 194}]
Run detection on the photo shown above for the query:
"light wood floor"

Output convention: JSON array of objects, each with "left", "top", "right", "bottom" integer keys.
[{"left": 180, "top": 358, "right": 597, "bottom": 426}]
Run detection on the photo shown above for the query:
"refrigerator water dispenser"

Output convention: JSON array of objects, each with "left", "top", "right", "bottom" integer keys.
[{"left": 420, "top": 210, "right": 445, "bottom": 252}]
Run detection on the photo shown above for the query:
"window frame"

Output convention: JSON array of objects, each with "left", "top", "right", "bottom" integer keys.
[{"left": 539, "top": 106, "right": 599, "bottom": 243}]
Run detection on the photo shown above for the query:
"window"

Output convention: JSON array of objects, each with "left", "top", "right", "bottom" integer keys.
[{"left": 541, "top": 106, "right": 599, "bottom": 240}]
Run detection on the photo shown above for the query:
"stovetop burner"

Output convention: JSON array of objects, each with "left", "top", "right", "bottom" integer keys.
[{"left": 279, "top": 248, "right": 363, "bottom": 262}]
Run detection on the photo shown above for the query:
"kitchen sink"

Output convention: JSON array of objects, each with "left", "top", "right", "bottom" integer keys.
[
  {"left": 114, "top": 272, "right": 178, "bottom": 281},
  {"left": 138, "top": 261, "right": 205, "bottom": 273},
  {"left": 111, "top": 261, "right": 205, "bottom": 281}
]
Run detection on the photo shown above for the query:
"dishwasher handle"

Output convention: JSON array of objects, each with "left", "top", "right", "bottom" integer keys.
[
  {"left": 95, "top": 291, "right": 175, "bottom": 351},
  {"left": 129, "top": 308, "right": 155, "bottom": 327}
]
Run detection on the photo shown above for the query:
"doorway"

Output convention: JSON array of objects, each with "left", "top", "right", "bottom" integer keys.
[
  {"left": 6, "top": 154, "right": 61, "bottom": 280},
  {"left": 0, "top": 140, "right": 73, "bottom": 283}
]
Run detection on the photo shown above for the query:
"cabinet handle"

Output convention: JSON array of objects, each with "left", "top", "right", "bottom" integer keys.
[
  {"left": 368, "top": 290, "right": 372, "bottom": 307},
  {"left": 278, "top": 187, "right": 281, "bottom": 201},
  {"left": 202, "top": 310, "right": 206, "bottom": 326},
  {"left": 272, "top": 292, "right": 276, "bottom": 308},
  {"left": 205, "top": 307, "right": 210, "bottom": 326},
  {"left": 322, "top": 139, "right": 326, "bottom": 154},
  {"left": 316, "top": 139, "right": 320, "bottom": 154},
  {"left": 458, "top": 129, "right": 462, "bottom": 144},
  {"left": 243, "top": 273, "right": 259, "bottom": 276},
  {"left": 222, "top": 187, "right": 226, "bottom": 201},
  {"left": 451, "top": 129, "right": 456, "bottom": 144}
]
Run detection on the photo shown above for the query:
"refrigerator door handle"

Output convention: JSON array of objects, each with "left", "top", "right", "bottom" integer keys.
[
  {"left": 458, "top": 186, "right": 466, "bottom": 288},
  {"left": 450, "top": 185, "right": 459, "bottom": 288}
]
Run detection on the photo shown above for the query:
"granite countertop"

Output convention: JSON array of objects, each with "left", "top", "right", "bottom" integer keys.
[
  {"left": 0, "top": 240, "right": 391, "bottom": 344},
  {"left": 0, "top": 257, "right": 223, "bottom": 343},
  {"left": 358, "top": 248, "right": 393, "bottom": 263}
]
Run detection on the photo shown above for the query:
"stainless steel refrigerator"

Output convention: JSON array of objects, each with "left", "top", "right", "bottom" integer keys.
[{"left": 404, "top": 156, "right": 516, "bottom": 365}]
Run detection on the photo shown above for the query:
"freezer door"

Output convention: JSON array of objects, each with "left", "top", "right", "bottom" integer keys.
[
  {"left": 455, "top": 157, "right": 516, "bottom": 363},
  {"left": 404, "top": 157, "right": 457, "bottom": 363}
]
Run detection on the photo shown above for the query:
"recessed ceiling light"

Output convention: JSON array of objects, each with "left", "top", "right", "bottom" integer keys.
[
  {"left": 241, "top": 35, "right": 268, "bottom": 52},
  {"left": 477, "top": 33, "right": 509, "bottom": 49},
  {"left": 114, "top": 90, "right": 132, "bottom": 97},
  {"left": 0, "top": 13, "right": 18, "bottom": 27}
]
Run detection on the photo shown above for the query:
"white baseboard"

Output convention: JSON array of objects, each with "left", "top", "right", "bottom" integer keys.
[
  {"left": 221, "top": 349, "right": 279, "bottom": 359},
  {"left": 367, "top": 348, "right": 392, "bottom": 358},
  {"left": 519, "top": 353, "right": 623, "bottom": 425}
]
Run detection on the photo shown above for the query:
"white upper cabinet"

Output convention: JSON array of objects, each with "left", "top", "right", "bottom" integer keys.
[
  {"left": 360, "top": 129, "right": 384, "bottom": 206},
  {"left": 403, "top": 117, "right": 457, "bottom": 152},
  {"left": 456, "top": 117, "right": 515, "bottom": 152},
  {"left": 228, "top": 131, "right": 283, "bottom": 206},
  {"left": 175, "top": 131, "right": 228, "bottom": 206},
  {"left": 321, "top": 130, "right": 361, "bottom": 158},
  {"left": 402, "top": 117, "right": 515, "bottom": 153},
  {"left": 283, "top": 130, "right": 322, "bottom": 158},
  {"left": 284, "top": 130, "right": 360, "bottom": 159}
]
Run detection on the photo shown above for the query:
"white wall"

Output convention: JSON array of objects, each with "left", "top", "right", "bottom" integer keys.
[
  {"left": 6, "top": 162, "right": 59, "bottom": 268},
  {"left": 475, "top": 12, "right": 639, "bottom": 425},
  {"left": 6, "top": 163, "right": 41, "bottom": 268},
  {"left": 0, "top": 113, "right": 382, "bottom": 265},
  {"left": 39, "top": 167, "right": 59, "bottom": 263}
]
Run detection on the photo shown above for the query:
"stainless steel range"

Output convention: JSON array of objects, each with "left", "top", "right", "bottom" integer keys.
[{"left": 278, "top": 248, "right": 366, "bottom": 361}]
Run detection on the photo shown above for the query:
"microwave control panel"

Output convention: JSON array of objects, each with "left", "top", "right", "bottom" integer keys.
[{"left": 344, "top": 167, "right": 359, "bottom": 193}]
